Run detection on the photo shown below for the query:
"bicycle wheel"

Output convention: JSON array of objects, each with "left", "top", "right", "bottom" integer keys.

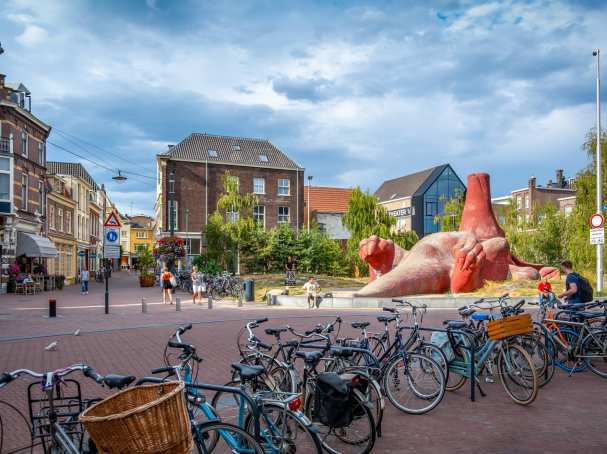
[
  {"left": 497, "top": 343, "right": 538, "bottom": 405},
  {"left": 210, "top": 380, "right": 267, "bottom": 427},
  {"left": 382, "top": 353, "right": 445, "bottom": 415},
  {"left": 515, "top": 335, "right": 555, "bottom": 388},
  {"left": 545, "top": 327, "right": 588, "bottom": 373},
  {"left": 335, "top": 368, "right": 384, "bottom": 436},
  {"left": 193, "top": 420, "right": 264, "bottom": 454},
  {"left": 305, "top": 388, "right": 376, "bottom": 454},
  {"left": 581, "top": 329, "right": 607, "bottom": 378},
  {"left": 244, "top": 402, "right": 323, "bottom": 454},
  {"left": 414, "top": 342, "right": 450, "bottom": 385}
]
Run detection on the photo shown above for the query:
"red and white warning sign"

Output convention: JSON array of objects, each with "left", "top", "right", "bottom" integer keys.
[
  {"left": 103, "top": 211, "right": 122, "bottom": 228},
  {"left": 590, "top": 213, "right": 605, "bottom": 229},
  {"left": 590, "top": 213, "right": 605, "bottom": 245}
]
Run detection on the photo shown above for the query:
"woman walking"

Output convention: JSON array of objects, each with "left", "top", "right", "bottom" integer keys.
[
  {"left": 161, "top": 266, "right": 175, "bottom": 304},
  {"left": 191, "top": 266, "right": 205, "bottom": 305}
]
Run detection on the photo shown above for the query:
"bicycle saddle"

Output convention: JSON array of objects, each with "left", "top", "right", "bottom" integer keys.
[
  {"left": 265, "top": 328, "right": 287, "bottom": 336},
  {"left": 231, "top": 363, "right": 265, "bottom": 380},
  {"left": 103, "top": 374, "right": 136, "bottom": 390},
  {"left": 351, "top": 321, "right": 370, "bottom": 329},
  {"left": 377, "top": 315, "right": 396, "bottom": 323},
  {"left": 471, "top": 312, "right": 490, "bottom": 321},
  {"left": 295, "top": 351, "right": 323, "bottom": 365},
  {"left": 443, "top": 320, "right": 467, "bottom": 330}
]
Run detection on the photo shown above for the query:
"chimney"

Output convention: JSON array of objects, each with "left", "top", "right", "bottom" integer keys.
[
  {"left": 556, "top": 169, "right": 564, "bottom": 187},
  {"left": 528, "top": 176, "right": 536, "bottom": 189}
]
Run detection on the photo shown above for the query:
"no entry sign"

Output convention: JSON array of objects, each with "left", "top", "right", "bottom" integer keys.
[{"left": 590, "top": 213, "right": 605, "bottom": 229}]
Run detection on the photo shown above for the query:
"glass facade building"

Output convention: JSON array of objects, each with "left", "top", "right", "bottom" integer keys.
[{"left": 422, "top": 166, "right": 466, "bottom": 235}]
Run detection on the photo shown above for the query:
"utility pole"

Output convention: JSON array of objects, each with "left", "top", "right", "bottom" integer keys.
[{"left": 594, "top": 49, "right": 603, "bottom": 294}]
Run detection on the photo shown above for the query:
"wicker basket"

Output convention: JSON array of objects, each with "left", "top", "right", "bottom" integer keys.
[
  {"left": 80, "top": 381, "right": 192, "bottom": 454},
  {"left": 487, "top": 314, "right": 533, "bottom": 341}
]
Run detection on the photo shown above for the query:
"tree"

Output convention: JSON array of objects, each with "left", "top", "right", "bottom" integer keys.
[{"left": 434, "top": 189, "right": 465, "bottom": 232}]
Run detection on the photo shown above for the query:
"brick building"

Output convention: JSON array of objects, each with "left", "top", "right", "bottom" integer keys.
[
  {"left": 0, "top": 73, "right": 55, "bottom": 280},
  {"left": 155, "top": 133, "right": 304, "bottom": 255}
]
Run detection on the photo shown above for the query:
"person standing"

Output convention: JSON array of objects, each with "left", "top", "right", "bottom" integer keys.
[
  {"left": 80, "top": 269, "right": 90, "bottom": 295},
  {"left": 303, "top": 276, "right": 320, "bottom": 309},
  {"left": 161, "top": 266, "right": 175, "bottom": 304},
  {"left": 557, "top": 260, "right": 591, "bottom": 307},
  {"left": 191, "top": 266, "right": 205, "bottom": 305}
]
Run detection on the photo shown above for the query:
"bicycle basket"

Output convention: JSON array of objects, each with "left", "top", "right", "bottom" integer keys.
[
  {"left": 313, "top": 372, "right": 353, "bottom": 428},
  {"left": 487, "top": 313, "right": 533, "bottom": 341},
  {"left": 80, "top": 381, "right": 191, "bottom": 454}
]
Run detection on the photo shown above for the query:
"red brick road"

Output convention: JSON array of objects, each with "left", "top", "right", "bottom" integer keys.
[{"left": 1, "top": 273, "right": 606, "bottom": 453}]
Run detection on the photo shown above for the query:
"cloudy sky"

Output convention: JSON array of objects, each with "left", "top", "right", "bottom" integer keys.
[{"left": 1, "top": 0, "right": 606, "bottom": 215}]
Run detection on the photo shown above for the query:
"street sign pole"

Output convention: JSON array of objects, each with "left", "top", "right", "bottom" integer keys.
[{"left": 594, "top": 49, "right": 603, "bottom": 293}]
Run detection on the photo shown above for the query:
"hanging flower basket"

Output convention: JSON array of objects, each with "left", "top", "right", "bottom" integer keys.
[{"left": 153, "top": 236, "right": 186, "bottom": 261}]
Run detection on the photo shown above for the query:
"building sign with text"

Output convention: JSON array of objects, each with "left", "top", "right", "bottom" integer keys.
[{"left": 388, "top": 207, "right": 414, "bottom": 217}]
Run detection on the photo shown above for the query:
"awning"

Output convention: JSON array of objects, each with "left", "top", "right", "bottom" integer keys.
[{"left": 16, "top": 232, "right": 59, "bottom": 258}]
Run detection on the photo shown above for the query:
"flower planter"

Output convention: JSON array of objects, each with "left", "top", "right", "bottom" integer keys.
[{"left": 139, "top": 274, "right": 156, "bottom": 287}]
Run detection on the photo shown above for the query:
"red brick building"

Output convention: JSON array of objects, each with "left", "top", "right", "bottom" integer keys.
[{"left": 155, "top": 133, "right": 304, "bottom": 255}]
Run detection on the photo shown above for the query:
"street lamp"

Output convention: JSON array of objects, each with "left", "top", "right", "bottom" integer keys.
[
  {"left": 594, "top": 49, "right": 603, "bottom": 293},
  {"left": 307, "top": 175, "right": 313, "bottom": 233},
  {"left": 169, "top": 169, "right": 175, "bottom": 237},
  {"left": 112, "top": 170, "right": 127, "bottom": 183}
]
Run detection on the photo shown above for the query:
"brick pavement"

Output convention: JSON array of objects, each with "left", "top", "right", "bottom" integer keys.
[{"left": 1, "top": 272, "right": 606, "bottom": 453}]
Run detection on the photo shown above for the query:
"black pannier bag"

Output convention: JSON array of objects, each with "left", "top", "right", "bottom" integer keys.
[{"left": 313, "top": 372, "right": 353, "bottom": 428}]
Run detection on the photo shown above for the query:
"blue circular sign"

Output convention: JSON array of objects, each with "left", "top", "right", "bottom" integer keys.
[{"left": 106, "top": 230, "right": 118, "bottom": 242}]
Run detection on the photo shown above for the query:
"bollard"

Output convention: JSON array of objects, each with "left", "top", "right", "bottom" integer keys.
[
  {"left": 141, "top": 297, "right": 147, "bottom": 314},
  {"left": 267, "top": 293, "right": 272, "bottom": 306},
  {"left": 176, "top": 297, "right": 181, "bottom": 312},
  {"left": 207, "top": 293, "right": 213, "bottom": 309},
  {"left": 238, "top": 292, "right": 243, "bottom": 308},
  {"left": 49, "top": 299, "right": 57, "bottom": 318}
]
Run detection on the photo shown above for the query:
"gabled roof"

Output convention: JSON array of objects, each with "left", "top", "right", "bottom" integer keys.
[
  {"left": 375, "top": 165, "right": 449, "bottom": 202},
  {"left": 304, "top": 186, "right": 354, "bottom": 213},
  {"left": 158, "top": 133, "right": 303, "bottom": 170},
  {"left": 47, "top": 162, "right": 98, "bottom": 190}
]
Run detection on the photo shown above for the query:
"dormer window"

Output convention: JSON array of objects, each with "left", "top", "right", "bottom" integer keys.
[
  {"left": 259, "top": 154, "right": 269, "bottom": 162},
  {"left": 208, "top": 149, "right": 218, "bottom": 157}
]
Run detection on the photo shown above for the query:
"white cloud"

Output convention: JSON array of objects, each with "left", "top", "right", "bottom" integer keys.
[{"left": 15, "top": 24, "right": 48, "bottom": 47}]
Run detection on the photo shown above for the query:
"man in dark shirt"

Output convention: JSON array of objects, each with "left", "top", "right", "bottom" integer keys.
[{"left": 557, "top": 260, "right": 581, "bottom": 306}]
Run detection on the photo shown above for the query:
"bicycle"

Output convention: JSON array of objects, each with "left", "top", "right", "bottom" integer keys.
[
  {"left": 150, "top": 324, "right": 322, "bottom": 453},
  {"left": 444, "top": 300, "right": 539, "bottom": 405},
  {"left": 0, "top": 364, "right": 135, "bottom": 454}
]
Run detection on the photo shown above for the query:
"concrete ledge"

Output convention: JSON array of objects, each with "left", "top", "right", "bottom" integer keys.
[{"left": 274, "top": 294, "right": 539, "bottom": 308}]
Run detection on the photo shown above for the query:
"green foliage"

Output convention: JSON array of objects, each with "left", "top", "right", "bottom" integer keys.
[
  {"left": 191, "top": 255, "right": 221, "bottom": 275},
  {"left": 435, "top": 189, "right": 465, "bottom": 232},
  {"left": 136, "top": 248, "right": 156, "bottom": 273}
]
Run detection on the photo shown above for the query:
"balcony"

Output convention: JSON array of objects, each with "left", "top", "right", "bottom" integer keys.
[{"left": 0, "top": 137, "right": 10, "bottom": 154}]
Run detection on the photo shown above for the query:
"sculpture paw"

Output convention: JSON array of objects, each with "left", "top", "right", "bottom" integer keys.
[
  {"left": 451, "top": 240, "right": 486, "bottom": 293},
  {"left": 359, "top": 235, "right": 395, "bottom": 273}
]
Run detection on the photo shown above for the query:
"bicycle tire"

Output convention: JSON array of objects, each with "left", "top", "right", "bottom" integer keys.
[
  {"left": 497, "top": 343, "right": 538, "bottom": 406},
  {"left": 304, "top": 388, "right": 376, "bottom": 454},
  {"left": 382, "top": 353, "right": 445, "bottom": 415},
  {"left": 581, "top": 329, "right": 607, "bottom": 378},
  {"left": 545, "top": 327, "right": 588, "bottom": 373},
  {"left": 244, "top": 402, "right": 323, "bottom": 454},
  {"left": 193, "top": 420, "right": 264, "bottom": 454},
  {"left": 414, "top": 342, "right": 450, "bottom": 385},
  {"left": 515, "top": 335, "right": 555, "bottom": 388}
]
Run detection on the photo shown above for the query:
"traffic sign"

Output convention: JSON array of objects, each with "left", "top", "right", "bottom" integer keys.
[
  {"left": 590, "top": 228, "right": 605, "bottom": 245},
  {"left": 106, "top": 229, "right": 118, "bottom": 243},
  {"left": 103, "top": 211, "right": 122, "bottom": 228},
  {"left": 590, "top": 213, "right": 605, "bottom": 229}
]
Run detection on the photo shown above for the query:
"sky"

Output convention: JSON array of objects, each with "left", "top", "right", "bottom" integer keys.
[{"left": 1, "top": 0, "right": 606, "bottom": 216}]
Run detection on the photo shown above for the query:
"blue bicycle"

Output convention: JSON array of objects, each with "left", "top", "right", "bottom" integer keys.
[{"left": 147, "top": 324, "right": 322, "bottom": 454}]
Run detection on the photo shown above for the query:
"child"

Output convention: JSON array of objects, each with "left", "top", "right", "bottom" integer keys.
[
  {"left": 303, "top": 277, "right": 320, "bottom": 309},
  {"left": 538, "top": 276, "right": 555, "bottom": 306}
]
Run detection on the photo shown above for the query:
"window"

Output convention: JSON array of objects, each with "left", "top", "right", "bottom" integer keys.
[
  {"left": 226, "top": 211, "right": 240, "bottom": 223},
  {"left": 232, "top": 144, "right": 241, "bottom": 151},
  {"left": 278, "top": 206, "right": 290, "bottom": 224},
  {"left": 38, "top": 179, "right": 44, "bottom": 215},
  {"left": 136, "top": 244, "right": 148, "bottom": 254},
  {"left": 66, "top": 211, "right": 72, "bottom": 234},
  {"left": 516, "top": 195, "right": 522, "bottom": 209},
  {"left": 259, "top": 154, "right": 268, "bottom": 162},
  {"left": 136, "top": 231, "right": 147, "bottom": 239},
  {"left": 21, "top": 173, "right": 28, "bottom": 210},
  {"left": 168, "top": 179, "right": 175, "bottom": 194},
  {"left": 278, "top": 179, "right": 290, "bottom": 196},
  {"left": 169, "top": 200, "right": 178, "bottom": 230},
  {"left": 21, "top": 131, "right": 28, "bottom": 157},
  {"left": 524, "top": 194, "right": 529, "bottom": 209},
  {"left": 253, "top": 177, "right": 265, "bottom": 194},
  {"left": 77, "top": 216, "right": 81, "bottom": 239},
  {"left": 0, "top": 156, "right": 9, "bottom": 202},
  {"left": 57, "top": 208, "right": 64, "bottom": 232},
  {"left": 564, "top": 206, "right": 573, "bottom": 216},
  {"left": 425, "top": 201, "right": 438, "bottom": 216},
  {"left": 254, "top": 205, "right": 265, "bottom": 228},
  {"left": 49, "top": 205, "right": 55, "bottom": 230},
  {"left": 208, "top": 149, "right": 218, "bottom": 157}
]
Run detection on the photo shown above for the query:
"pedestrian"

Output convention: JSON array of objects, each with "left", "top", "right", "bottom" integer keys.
[
  {"left": 303, "top": 276, "right": 320, "bottom": 309},
  {"left": 537, "top": 276, "right": 555, "bottom": 306},
  {"left": 80, "top": 268, "right": 89, "bottom": 295},
  {"left": 557, "top": 260, "right": 593, "bottom": 307},
  {"left": 191, "top": 265, "right": 205, "bottom": 305},
  {"left": 161, "top": 266, "right": 175, "bottom": 304},
  {"left": 285, "top": 256, "right": 297, "bottom": 284}
]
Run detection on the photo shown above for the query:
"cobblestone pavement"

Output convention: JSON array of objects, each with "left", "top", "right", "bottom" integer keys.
[{"left": 1, "top": 272, "right": 606, "bottom": 453}]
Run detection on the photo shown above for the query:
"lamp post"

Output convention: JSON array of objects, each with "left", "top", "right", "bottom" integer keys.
[
  {"left": 594, "top": 49, "right": 603, "bottom": 293},
  {"left": 307, "top": 175, "right": 313, "bottom": 233}
]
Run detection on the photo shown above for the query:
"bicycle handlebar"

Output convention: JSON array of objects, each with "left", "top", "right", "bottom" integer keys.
[{"left": 0, "top": 364, "right": 104, "bottom": 389}]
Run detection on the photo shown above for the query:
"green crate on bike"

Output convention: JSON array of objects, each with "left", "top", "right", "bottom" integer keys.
[{"left": 487, "top": 313, "right": 533, "bottom": 341}]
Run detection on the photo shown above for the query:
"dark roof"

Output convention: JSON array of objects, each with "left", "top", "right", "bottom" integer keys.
[
  {"left": 159, "top": 133, "right": 302, "bottom": 170},
  {"left": 375, "top": 165, "right": 449, "bottom": 202},
  {"left": 47, "top": 162, "right": 98, "bottom": 190}
]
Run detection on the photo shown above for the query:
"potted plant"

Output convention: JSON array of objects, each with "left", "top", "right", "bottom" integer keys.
[{"left": 137, "top": 248, "right": 157, "bottom": 287}]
